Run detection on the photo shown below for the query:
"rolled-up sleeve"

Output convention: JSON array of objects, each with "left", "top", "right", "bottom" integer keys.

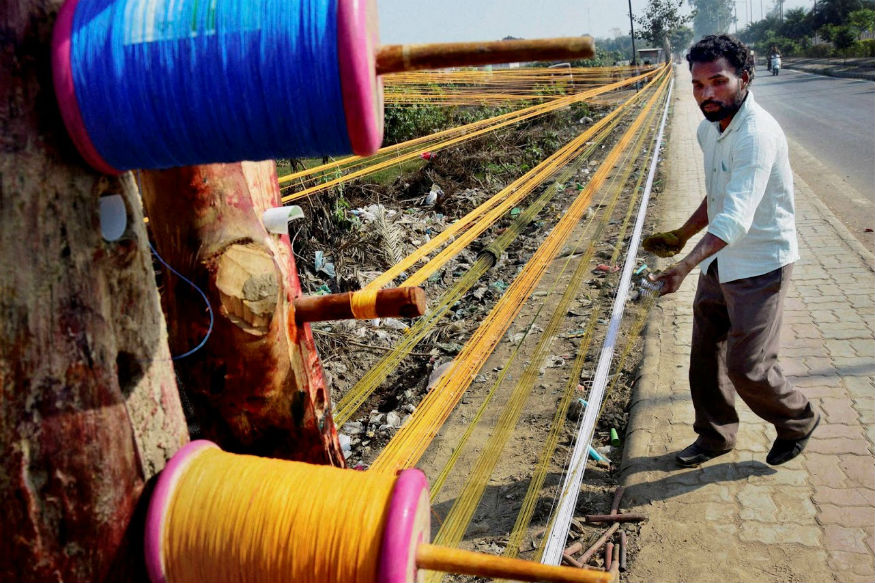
[{"left": 707, "top": 131, "right": 777, "bottom": 246}]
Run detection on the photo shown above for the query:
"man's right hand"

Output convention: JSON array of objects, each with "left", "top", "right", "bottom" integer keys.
[{"left": 642, "top": 229, "right": 688, "bottom": 257}]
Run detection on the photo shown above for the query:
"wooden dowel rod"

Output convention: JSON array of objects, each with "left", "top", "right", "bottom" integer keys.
[
  {"left": 562, "top": 552, "right": 584, "bottom": 568},
  {"left": 608, "top": 543, "right": 620, "bottom": 580},
  {"left": 293, "top": 287, "right": 426, "bottom": 323},
  {"left": 619, "top": 531, "right": 628, "bottom": 572},
  {"left": 579, "top": 523, "right": 619, "bottom": 564},
  {"left": 376, "top": 36, "right": 595, "bottom": 76},
  {"left": 416, "top": 543, "right": 613, "bottom": 583},
  {"left": 609, "top": 486, "right": 625, "bottom": 515},
  {"left": 584, "top": 513, "right": 647, "bottom": 524},
  {"left": 565, "top": 540, "right": 584, "bottom": 556}
]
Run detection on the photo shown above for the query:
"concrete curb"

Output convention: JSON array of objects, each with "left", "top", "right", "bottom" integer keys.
[
  {"left": 785, "top": 65, "right": 875, "bottom": 82},
  {"left": 619, "top": 302, "right": 664, "bottom": 483}
]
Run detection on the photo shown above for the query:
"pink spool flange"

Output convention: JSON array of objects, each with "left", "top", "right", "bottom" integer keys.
[
  {"left": 378, "top": 468, "right": 431, "bottom": 583},
  {"left": 336, "top": 0, "right": 384, "bottom": 156},
  {"left": 144, "top": 440, "right": 219, "bottom": 583},
  {"left": 51, "top": 0, "right": 121, "bottom": 175}
]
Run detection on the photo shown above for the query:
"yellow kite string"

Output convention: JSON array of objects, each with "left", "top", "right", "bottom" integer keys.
[
  {"left": 426, "top": 89, "right": 665, "bottom": 566},
  {"left": 162, "top": 447, "right": 395, "bottom": 583},
  {"left": 502, "top": 307, "right": 601, "bottom": 562},
  {"left": 502, "top": 86, "right": 669, "bottom": 560},
  {"left": 332, "top": 91, "right": 644, "bottom": 425},
  {"left": 278, "top": 68, "right": 664, "bottom": 199},
  {"left": 383, "top": 66, "right": 654, "bottom": 106},
  {"left": 350, "top": 289, "right": 379, "bottom": 320},
  {"left": 364, "top": 78, "right": 655, "bottom": 292},
  {"left": 425, "top": 149, "right": 609, "bottom": 500},
  {"left": 277, "top": 67, "right": 659, "bottom": 190},
  {"left": 374, "top": 106, "right": 629, "bottom": 290},
  {"left": 334, "top": 117, "right": 620, "bottom": 426},
  {"left": 423, "top": 97, "right": 657, "bottom": 500},
  {"left": 371, "top": 66, "right": 671, "bottom": 474}
]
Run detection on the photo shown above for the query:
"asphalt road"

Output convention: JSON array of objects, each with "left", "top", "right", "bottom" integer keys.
[{"left": 752, "top": 67, "right": 874, "bottom": 248}]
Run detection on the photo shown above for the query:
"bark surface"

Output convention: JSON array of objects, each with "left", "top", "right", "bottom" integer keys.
[
  {"left": 0, "top": 1, "right": 188, "bottom": 580},
  {"left": 140, "top": 162, "right": 344, "bottom": 465}
]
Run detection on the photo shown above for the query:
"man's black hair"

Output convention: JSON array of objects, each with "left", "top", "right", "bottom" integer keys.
[{"left": 686, "top": 34, "right": 755, "bottom": 80}]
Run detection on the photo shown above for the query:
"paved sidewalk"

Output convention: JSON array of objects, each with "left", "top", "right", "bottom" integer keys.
[{"left": 620, "top": 67, "right": 875, "bottom": 582}]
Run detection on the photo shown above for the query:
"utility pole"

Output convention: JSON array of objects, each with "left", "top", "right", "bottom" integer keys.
[{"left": 628, "top": 0, "right": 637, "bottom": 65}]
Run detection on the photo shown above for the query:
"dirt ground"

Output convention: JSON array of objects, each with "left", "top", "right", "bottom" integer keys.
[{"left": 290, "top": 95, "right": 665, "bottom": 578}]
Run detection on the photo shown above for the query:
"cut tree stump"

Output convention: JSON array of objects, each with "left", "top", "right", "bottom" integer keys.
[
  {"left": 140, "top": 162, "right": 344, "bottom": 465},
  {"left": 0, "top": 1, "right": 188, "bottom": 580}
]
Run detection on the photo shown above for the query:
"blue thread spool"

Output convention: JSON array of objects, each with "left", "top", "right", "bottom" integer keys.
[{"left": 52, "top": 0, "right": 383, "bottom": 174}]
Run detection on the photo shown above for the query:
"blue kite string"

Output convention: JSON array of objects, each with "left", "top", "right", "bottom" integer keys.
[
  {"left": 70, "top": 0, "right": 351, "bottom": 170},
  {"left": 135, "top": 171, "right": 214, "bottom": 360},
  {"left": 148, "top": 240, "right": 215, "bottom": 360}
]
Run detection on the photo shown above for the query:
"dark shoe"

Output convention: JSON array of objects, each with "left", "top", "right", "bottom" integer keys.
[
  {"left": 675, "top": 442, "right": 732, "bottom": 467},
  {"left": 767, "top": 412, "right": 821, "bottom": 466}
]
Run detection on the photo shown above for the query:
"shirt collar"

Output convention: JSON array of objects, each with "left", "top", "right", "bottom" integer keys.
[{"left": 714, "top": 90, "right": 755, "bottom": 140}]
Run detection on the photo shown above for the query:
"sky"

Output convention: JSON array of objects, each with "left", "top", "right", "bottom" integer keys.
[{"left": 376, "top": 0, "right": 816, "bottom": 45}]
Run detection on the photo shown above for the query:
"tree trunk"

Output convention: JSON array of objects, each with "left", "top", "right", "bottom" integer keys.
[
  {"left": 140, "top": 162, "right": 344, "bottom": 466},
  {"left": 0, "top": 0, "right": 189, "bottom": 581}
]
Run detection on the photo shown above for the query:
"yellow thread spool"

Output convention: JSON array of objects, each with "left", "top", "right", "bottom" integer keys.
[{"left": 144, "top": 441, "right": 611, "bottom": 583}]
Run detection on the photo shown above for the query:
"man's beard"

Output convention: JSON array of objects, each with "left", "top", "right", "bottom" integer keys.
[{"left": 700, "top": 90, "right": 746, "bottom": 122}]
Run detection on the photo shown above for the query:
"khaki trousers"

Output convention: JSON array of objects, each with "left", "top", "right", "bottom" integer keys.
[{"left": 689, "top": 262, "right": 816, "bottom": 450}]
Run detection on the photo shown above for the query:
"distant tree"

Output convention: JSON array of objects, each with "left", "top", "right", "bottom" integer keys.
[
  {"left": 849, "top": 8, "right": 875, "bottom": 36},
  {"left": 689, "top": 0, "right": 734, "bottom": 37},
  {"left": 780, "top": 7, "right": 814, "bottom": 39},
  {"left": 832, "top": 24, "right": 859, "bottom": 51},
  {"left": 635, "top": 0, "right": 690, "bottom": 48},
  {"left": 813, "top": 0, "right": 875, "bottom": 29},
  {"left": 671, "top": 25, "right": 695, "bottom": 53}
]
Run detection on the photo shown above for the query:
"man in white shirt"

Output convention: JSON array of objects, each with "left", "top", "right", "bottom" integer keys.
[{"left": 644, "top": 35, "right": 819, "bottom": 467}]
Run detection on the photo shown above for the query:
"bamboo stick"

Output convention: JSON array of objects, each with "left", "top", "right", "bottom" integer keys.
[
  {"left": 293, "top": 287, "right": 425, "bottom": 322},
  {"left": 584, "top": 512, "right": 647, "bottom": 523},
  {"left": 416, "top": 543, "right": 613, "bottom": 583},
  {"left": 376, "top": 36, "right": 595, "bottom": 76},
  {"left": 579, "top": 523, "right": 620, "bottom": 564}
]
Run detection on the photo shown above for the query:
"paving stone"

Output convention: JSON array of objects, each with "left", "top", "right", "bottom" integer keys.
[
  {"left": 831, "top": 355, "right": 875, "bottom": 371},
  {"left": 805, "top": 453, "right": 849, "bottom": 488},
  {"left": 801, "top": 356, "right": 837, "bottom": 373},
  {"left": 772, "top": 487, "right": 818, "bottom": 523},
  {"left": 824, "top": 338, "right": 865, "bottom": 358},
  {"left": 819, "top": 324, "right": 873, "bottom": 340},
  {"left": 840, "top": 455, "right": 875, "bottom": 489},
  {"left": 739, "top": 522, "right": 821, "bottom": 546},
  {"left": 795, "top": 374, "right": 846, "bottom": 389},
  {"left": 806, "top": 437, "right": 872, "bottom": 456},
  {"left": 813, "top": 486, "right": 874, "bottom": 507},
  {"left": 848, "top": 338, "right": 875, "bottom": 356},
  {"left": 823, "top": 525, "right": 870, "bottom": 554},
  {"left": 820, "top": 397, "right": 865, "bottom": 424},
  {"left": 756, "top": 467, "right": 810, "bottom": 487},
  {"left": 789, "top": 323, "right": 823, "bottom": 340},
  {"left": 816, "top": 505, "right": 875, "bottom": 527},
  {"left": 826, "top": 551, "right": 875, "bottom": 583},
  {"left": 815, "top": 423, "right": 868, "bottom": 439},
  {"left": 810, "top": 309, "right": 839, "bottom": 322},
  {"left": 736, "top": 484, "right": 778, "bottom": 521}
]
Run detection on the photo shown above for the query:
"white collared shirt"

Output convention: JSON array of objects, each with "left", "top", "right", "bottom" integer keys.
[{"left": 697, "top": 91, "right": 799, "bottom": 282}]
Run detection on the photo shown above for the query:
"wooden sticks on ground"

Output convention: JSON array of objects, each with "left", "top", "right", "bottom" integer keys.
[{"left": 561, "top": 485, "right": 643, "bottom": 578}]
